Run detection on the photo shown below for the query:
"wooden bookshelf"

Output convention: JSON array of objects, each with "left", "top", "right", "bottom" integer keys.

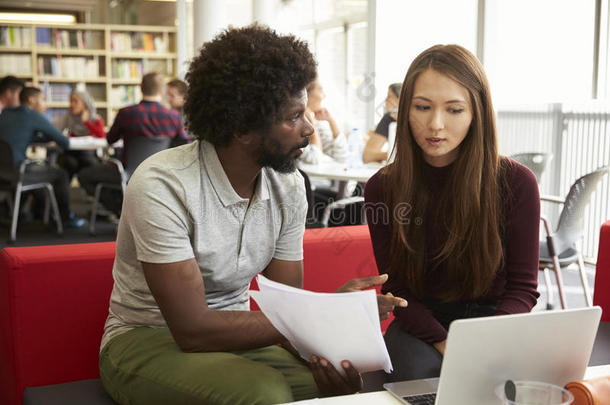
[{"left": 0, "top": 22, "right": 177, "bottom": 125}]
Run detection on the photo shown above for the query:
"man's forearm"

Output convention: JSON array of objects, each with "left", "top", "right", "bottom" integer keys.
[{"left": 173, "top": 309, "right": 284, "bottom": 352}]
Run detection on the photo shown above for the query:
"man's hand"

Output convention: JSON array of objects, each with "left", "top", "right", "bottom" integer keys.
[
  {"left": 310, "top": 355, "right": 362, "bottom": 397},
  {"left": 335, "top": 274, "right": 408, "bottom": 321}
]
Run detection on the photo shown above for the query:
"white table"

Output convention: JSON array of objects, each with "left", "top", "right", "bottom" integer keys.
[
  {"left": 284, "top": 365, "right": 610, "bottom": 404},
  {"left": 67, "top": 136, "right": 123, "bottom": 150},
  {"left": 298, "top": 162, "right": 383, "bottom": 184}
]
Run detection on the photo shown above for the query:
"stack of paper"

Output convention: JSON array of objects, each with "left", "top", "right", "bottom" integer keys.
[{"left": 250, "top": 275, "right": 392, "bottom": 374}]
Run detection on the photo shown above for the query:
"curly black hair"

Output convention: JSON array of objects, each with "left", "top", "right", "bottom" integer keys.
[{"left": 184, "top": 24, "right": 317, "bottom": 146}]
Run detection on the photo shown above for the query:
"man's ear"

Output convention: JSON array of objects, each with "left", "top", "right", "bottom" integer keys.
[{"left": 234, "top": 131, "right": 259, "bottom": 146}]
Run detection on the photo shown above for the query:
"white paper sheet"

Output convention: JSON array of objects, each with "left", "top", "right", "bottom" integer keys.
[{"left": 250, "top": 275, "right": 392, "bottom": 374}]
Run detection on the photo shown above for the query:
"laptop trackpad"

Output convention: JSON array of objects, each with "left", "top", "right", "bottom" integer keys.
[{"left": 384, "top": 378, "right": 439, "bottom": 397}]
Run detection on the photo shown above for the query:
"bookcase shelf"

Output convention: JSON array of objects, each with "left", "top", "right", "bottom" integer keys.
[
  {"left": 37, "top": 49, "right": 107, "bottom": 56},
  {"left": 47, "top": 101, "right": 108, "bottom": 108},
  {"left": 0, "top": 22, "right": 177, "bottom": 125},
  {"left": 38, "top": 76, "right": 108, "bottom": 83},
  {"left": 111, "top": 52, "right": 176, "bottom": 59},
  {"left": 0, "top": 46, "right": 32, "bottom": 53}
]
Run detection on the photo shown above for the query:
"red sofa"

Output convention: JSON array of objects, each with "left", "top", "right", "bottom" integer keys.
[
  {"left": 0, "top": 225, "right": 389, "bottom": 405},
  {"left": 594, "top": 220, "right": 610, "bottom": 321}
]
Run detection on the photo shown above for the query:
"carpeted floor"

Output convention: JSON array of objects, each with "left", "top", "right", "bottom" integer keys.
[{"left": 0, "top": 187, "right": 117, "bottom": 249}]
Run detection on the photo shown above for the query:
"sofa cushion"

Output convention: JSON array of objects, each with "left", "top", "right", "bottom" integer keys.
[{"left": 22, "top": 379, "right": 116, "bottom": 405}]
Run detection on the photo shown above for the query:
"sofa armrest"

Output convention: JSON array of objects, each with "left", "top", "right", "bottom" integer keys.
[
  {"left": 595, "top": 221, "right": 610, "bottom": 322},
  {"left": 0, "top": 243, "right": 116, "bottom": 405}
]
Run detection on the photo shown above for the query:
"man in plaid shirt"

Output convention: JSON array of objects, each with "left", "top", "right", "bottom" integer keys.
[{"left": 78, "top": 72, "right": 187, "bottom": 214}]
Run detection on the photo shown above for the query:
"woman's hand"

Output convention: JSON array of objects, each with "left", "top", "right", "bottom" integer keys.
[
  {"left": 81, "top": 109, "right": 90, "bottom": 123},
  {"left": 310, "top": 355, "right": 362, "bottom": 397},
  {"left": 315, "top": 108, "right": 341, "bottom": 139},
  {"left": 336, "top": 274, "right": 408, "bottom": 321},
  {"left": 314, "top": 108, "right": 332, "bottom": 122},
  {"left": 433, "top": 339, "right": 446, "bottom": 355}
]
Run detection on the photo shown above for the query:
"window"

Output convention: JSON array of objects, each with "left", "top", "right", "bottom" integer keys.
[
  {"left": 375, "top": 0, "right": 478, "bottom": 124},
  {"left": 484, "top": 0, "right": 596, "bottom": 105}
]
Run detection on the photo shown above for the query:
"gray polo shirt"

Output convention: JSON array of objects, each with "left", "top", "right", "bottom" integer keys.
[{"left": 101, "top": 140, "right": 307, "bottom": 349}]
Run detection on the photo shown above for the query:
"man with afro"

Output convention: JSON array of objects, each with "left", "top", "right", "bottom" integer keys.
[{"left": 98, "top": 25, "right": 404, "bottom": 404}]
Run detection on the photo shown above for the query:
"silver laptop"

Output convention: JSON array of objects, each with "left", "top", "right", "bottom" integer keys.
[{"left": 384, "top": 307, "right": 601, "bottom": 405}]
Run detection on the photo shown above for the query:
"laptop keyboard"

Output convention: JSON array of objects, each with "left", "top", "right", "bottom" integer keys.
[{"left": 403, "top": 393, "right": 437, "bottom": 405}]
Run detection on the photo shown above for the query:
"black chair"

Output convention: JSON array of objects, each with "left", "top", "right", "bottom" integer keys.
[
  {"left": 510, "top": 152, "right": 553, "bottom": 183},
  {"left": 0, "top": 140, "right": 62, "bottom": 242},
  {"left": 539, "top": 166, "right": 609, "bottom": 309},
  {"left": 89, "top": 136, "right": 172, "bottom": 234}
]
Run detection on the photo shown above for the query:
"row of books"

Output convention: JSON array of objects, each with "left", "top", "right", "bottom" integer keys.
[
  {"left": 110, "top": 32, "right": 168, "bottom": 52},
  {"left": 35, "top": 28, "right": 104, "bottom": 50},
  {"left": 38, "top": 56, "right": 101, "bottom": 79},
  {"left": 110, "top": 85, "right": 142, "bottom": 106},
  {"left": 112, "top": 59, "right": 169, "bottom": 79},
  {"left": 0, "top": 26, "right": 32, "bottom": 47},
  {"left": 0, "top": 55, "right": 32, "bottom": 75},
  {"left": 39, "top": 82, "right": 73, "bottom": 102}
]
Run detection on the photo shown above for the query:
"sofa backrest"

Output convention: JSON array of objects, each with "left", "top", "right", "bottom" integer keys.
[
  {"left": 0, "top": 225, "right": 384, "bottom": 405},
  {"left": 594, "top": 220, "right": 610, "bottom": 322}
]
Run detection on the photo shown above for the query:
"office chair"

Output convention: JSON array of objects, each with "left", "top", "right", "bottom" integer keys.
[
  {"left": 539, "top": 166, "right": 609, "bottom": 309},
  {"left": 89, "top": 136, "right": 172, "bottom": 235},
  {"left": 510, "top": 152, "right": 553, "bottom": 184},
  {"left": 0, "top": 140, "right": 63, "bottom": 242}
]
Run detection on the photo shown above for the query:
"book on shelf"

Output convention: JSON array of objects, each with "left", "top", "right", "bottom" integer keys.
[
  {"left": 112, "top": 60, "right": 143, "bottom": 79},
  {"left": 35, "top": 28, "right": 99, "bottom": 50},
  {"left": 0, "top": 26, "right": 31, "bottom": 47},
  {"left": 112, "top": 58, "right": 172, "bottom": 79},
  {"left": 35, "top": 27, "right": 52, "bottom": 47},
  {"left": 38, "top": 55, "right": 100, "bottom": 79},
  {"left": 110, "top": 31, "right": 168, "bottom": 52},
  {"left": 40, "top": 82, "right": 73, "bottom": 102},
  {"left": 110, "top": 85, "right": 142, "bottom": 106},
  {"left": 0, "top": 54, "right": 32, "bottom": 76},
  {"left": 44, "top": 108, "right": 66, "bottom": 126}
]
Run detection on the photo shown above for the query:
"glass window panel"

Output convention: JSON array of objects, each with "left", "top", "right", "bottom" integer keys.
[
  {"left": 375, "top": 0, "right": 477, "bottom": 123},
  {"left": 485, "top": 0, "right": 595, "bottom": 105}
]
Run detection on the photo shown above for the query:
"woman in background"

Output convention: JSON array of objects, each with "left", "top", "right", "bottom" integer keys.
[
  {"left": 364, "top": 44, "right": 540, "bottom": 382},
  {"left": 299, "top": 78, "right": 348, "bottom": 165},
  {"left": 58, "top": 89, "right": 105, "bottom": 179},
  {"left": 362, "top": 83, "right": 402, "bottom": 163}
]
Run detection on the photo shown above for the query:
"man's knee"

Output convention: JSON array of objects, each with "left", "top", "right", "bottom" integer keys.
[{"left": 240, "top": 367, "right": 294, "bottom": 405}]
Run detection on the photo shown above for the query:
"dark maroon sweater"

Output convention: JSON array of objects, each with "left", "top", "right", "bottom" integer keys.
[{"left": 364, "top": 158, "right": 540, "bottom": 343}]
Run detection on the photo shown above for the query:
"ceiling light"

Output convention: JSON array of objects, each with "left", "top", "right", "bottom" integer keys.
[{"left": 0, "top": 12, "right": 76, "bottom": 24}]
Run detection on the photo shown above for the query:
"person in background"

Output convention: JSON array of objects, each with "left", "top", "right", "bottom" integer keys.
[
  {"left": 166, "top": 78, "right": 191, "bottom": 142},
  {"left": 0, "top": 77, "right": 85, "bottom": 228},
  {"left": 166, "top": 78, "right": 187, "bottom": 115},
  {"left": 0, "top": 75, "right": 23, "bottom": 114},
  {"left": 57, "top": 90, "right": 106, "bottom": 179},
  {"left": 19, "top": 86, "right": 47, "bottom": 114},
  {"left": 98, "top": 25, "right": 405, "bottom": 405},
  {"left": 362, "top": 83, "right": 402, "bottom": 163},
  {"left": 365, "top": 45, "right": 540, "bottom": 383},
  {"left": 298, "top": 78, "right": 348, "bottom": 165},
  {"left": 78, "top": 72, "right": 187, "bottom": 214}
]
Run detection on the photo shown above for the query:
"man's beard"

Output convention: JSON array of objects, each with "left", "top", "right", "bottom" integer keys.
[{"left": 256, "top": 136, "right": 309, "bottom": 174}]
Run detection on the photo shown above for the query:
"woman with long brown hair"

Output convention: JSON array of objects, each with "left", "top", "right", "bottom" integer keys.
[{"left": 364, "top": 44, "right": 540, "bottom": 381}]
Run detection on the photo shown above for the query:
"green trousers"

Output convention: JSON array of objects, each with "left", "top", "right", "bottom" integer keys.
[{"left": 99, "top": 327, "right": 319, "bottom": 405}]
